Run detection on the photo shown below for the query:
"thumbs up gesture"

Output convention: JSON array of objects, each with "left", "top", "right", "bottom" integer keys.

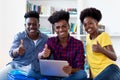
[
  {"left": 38, "top": 44, "right": 51, "bottom": 59},
  {"left": 18, "top": 39, "right": 25, "bottom": 55},
  {"left": 42, "top": 44, "right": 51, "bottom": 58},
  {"left": 92, "top": 41, "right": 103, "bottom": 53}
]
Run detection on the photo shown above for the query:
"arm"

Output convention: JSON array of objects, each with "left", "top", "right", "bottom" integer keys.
[
  {"left": 12, "top": 39, "right": 25, "bottom": 57},
  {"left": 92, "top": 41, "right": 117, "bottom": 61},
  {"left": 9, "top": 33, "right": 25, "bottom": 58},
  {"left": 104, "top": 45, "right": 117, "bottom": 61}
]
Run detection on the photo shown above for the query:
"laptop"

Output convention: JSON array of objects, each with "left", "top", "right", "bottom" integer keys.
[{"left": 39, "top": 59, "right": 69, "bottom": 77}]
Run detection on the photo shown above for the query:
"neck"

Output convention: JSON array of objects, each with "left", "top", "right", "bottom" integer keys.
[
  {"left": 59, "top": 37, "right": 68, "bottom": 48},
  {"left": 28, "top": 33, "right": 39, "bottom": 40},
  {"left": 90, "top": 31, "right": 101, "bottom": 40}
]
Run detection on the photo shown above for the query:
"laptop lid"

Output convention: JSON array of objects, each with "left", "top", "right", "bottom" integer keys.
[{"left": 39, "top": 59, "right": 69, "bottom": 77}]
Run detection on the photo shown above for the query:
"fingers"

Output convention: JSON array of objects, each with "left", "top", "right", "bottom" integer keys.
[
  {"left": 43, "top": 44, "right": 50, "bottom": 58},
  {"left": 92, "top": 41, "right": 102, "bottom": 52},
  {"left": 96, "top": 41, "right": 100, "bottom": 45},
  {"left": 63, "top": 65, "right": 72, "bottom": 74},
  {"left": 18, "top": 39, "right": 25, "bottom": 55},
  {"left": 19, "top": 39, "right": 24, "bottom": 48},
  {"left": 44, "top": 44, "right": 48, "bottom": 49},
  {"left": 20, "top": 39, "right": 24, "bottom": 45}
]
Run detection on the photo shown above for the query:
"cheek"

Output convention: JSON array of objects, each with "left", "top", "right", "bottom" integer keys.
[
  {"left": 25, "top": 26, "right": 30, "bottom": 31},
  {"left": 54, "top": 28, "right": 59, "bottom": 33}
]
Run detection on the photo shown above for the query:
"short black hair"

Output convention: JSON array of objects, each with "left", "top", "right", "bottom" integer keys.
[
  {"left": 24, "top": 11, "right": 39, "bottom": 21},
  {"left": 80, "top": 7, "right": 102, "bottom": 23},
  {"left": 48, "top": 10, "right": 70, "bottom": 24}
]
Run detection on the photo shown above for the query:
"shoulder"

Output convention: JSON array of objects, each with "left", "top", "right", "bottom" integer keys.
[
  {"left": 16, "top": 31, "right": 25, "bottom": 35},
  {"left": 101, "top": 32, "right": 110, "bottom": 36},
  {"left": 14, "top": 31, "right": 26, "bottom": 39},
  {"left": 40, "top": 33, "right": 48, "bottom": 39},
  {"left": 99, "top": 32, "right": 110, "bottom": 39},
  {"left": 70, "top": 36, "right": 83, "bottom": 44},
  {"left": 48, "top": 37, "right": 56, "bottom": 41},
  {"left": 46, "top": 37, "right": 58, "bottom": 45}
]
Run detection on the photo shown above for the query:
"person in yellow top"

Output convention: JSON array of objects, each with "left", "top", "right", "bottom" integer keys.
[{"left": 80, "top": 7, "right": 120, "bottom": 80}]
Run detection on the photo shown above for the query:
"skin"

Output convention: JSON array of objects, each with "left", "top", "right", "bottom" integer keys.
[
  {"left": 83, "top": 17, "right": 117, "bottom": 61},
  {"left": 53, "top": 20, "right": 70, "bottom": 48},
  {"left": 38, "top": 20, "right": 80, "bottom": 75},
  {"left": 13, "top": 17, "right": 40, "bottom": 57},
  {"left": 24, "top": 17, "right": 40, "bottom": 40}
]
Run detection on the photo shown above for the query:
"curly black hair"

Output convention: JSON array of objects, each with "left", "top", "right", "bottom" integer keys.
[
  {"left": 24, "top": 11, "right": 39, "bottom": 21},
  {"left": 80, "top": 7, "right": 102, "bottom": 23},
  {"left": 48, "top": 10, "right": 70, "bottom": 24}
]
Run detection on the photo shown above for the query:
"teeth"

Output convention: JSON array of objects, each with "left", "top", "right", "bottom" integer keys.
[
  {"left": 88, "top": 28, "right": 91, "bottom": 32},
  {"left": 30, "top": 30, "right": 36, "bottom": 33}
]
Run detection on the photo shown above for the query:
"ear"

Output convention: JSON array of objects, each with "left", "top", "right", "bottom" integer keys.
[
  {"left": 38, "top": 24, "right": 40, "bottom": 28},
  {"left": 68, "top": 23, "right": 70, "bottom": 29}
]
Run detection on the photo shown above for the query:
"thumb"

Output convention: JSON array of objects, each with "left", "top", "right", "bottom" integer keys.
[
  {"left": 44, "top": 44, "right": 48, "bottom": 49},
  {"left": 96, "top": 41, "right": 100, "bottom": 45},
  {"left": 20, "top": 39, "right": 24, "bottom": 47}
]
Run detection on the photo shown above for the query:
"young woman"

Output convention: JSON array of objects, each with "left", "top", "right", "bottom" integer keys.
[{"left": 80, "top": 7, "right": 120, "bottom": 80}]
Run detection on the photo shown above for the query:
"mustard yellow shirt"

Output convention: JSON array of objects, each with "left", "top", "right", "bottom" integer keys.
[{"left": 86, "top": 32, "right": 115, "bottom": 78}]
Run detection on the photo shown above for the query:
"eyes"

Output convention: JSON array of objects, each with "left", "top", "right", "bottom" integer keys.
[
  {"left": 27, "top": 23, "right": 38, "bottom": 27},
  {"left": 83, "top": 17, "right": 97, "bottom": 28},
  {"left": 54, "top": 24, "right": 68, "bottom": 29},
  {"left": 84, "top": 22, "right": 93, "bottom": 27}
]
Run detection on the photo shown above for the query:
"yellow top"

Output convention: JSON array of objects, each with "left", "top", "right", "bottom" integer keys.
[{"left": 86, "top": 32, "right": 115, "bottom": 78}]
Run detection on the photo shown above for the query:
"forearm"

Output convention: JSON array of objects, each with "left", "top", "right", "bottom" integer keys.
[
  {"left": 100, "top": 45, "right": 117, "bottom": 61},
  {"left": 101, "top": 48, "right": 117, "bottom": 61}
]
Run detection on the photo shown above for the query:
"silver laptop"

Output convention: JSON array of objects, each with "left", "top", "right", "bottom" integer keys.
[{"left": 39, "top": 59, "right": 69, "bottom": 77}]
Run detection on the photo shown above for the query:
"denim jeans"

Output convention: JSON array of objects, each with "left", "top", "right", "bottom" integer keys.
[
  {"left": 28, "top": 70, "right": 87, "bottom": 80},
  {"left": 94, "top": 64, "right": 120, "bottom": 80}
]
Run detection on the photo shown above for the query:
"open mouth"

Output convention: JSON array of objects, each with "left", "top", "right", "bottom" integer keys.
[{"left": 87, "top": 28, "right": 92, "bottom": 32}]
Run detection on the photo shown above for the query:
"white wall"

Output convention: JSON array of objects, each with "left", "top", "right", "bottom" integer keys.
[
  {"left": 87, "top": 0, "right": 120, "bottom": 34},
  {"left": 0, "top": 0, "right": 25, "bottom": 68}
]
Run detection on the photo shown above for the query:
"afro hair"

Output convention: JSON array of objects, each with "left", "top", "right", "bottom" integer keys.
[
  {"left": 80, "top": 7, "right": 102, "bottom": 23},
  {"left": 24, "top": 11, "right": 39, "bottom": 21},
  {"left": 48, "top": 10, "right": 70, "bottom": 24}
]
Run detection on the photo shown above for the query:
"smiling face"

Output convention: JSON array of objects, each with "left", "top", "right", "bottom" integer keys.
[
  {"left": 25, "top": 17, "right": 40, "bottom": 40},
  {"left": 83, "top": 17, "right": 98, "bottom": 35},
  {"left": 53, "top": 20, "right": 70, "bottom": 39}
]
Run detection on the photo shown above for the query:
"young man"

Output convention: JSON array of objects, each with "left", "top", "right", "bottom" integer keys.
[
  {"left": 38, "top": 10, "right": 87, "bottom": 80},
  {"left": 0, "top": 11, "right": 48, "bottom": 79}
]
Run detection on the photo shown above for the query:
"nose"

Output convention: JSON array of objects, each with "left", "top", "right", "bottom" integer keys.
[{"left": 59, "top": 26, "right": 64, "bottom": 31}]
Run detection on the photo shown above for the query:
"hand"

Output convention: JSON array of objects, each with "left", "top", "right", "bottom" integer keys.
[
  {"left": 92, "top": 41, "right": 103, "bottom": 53},
  {"left": 38, "top": 44, "right": 50, "bottom": 58},
  {"left": 18, "top": 39, "right": 25, "bottom": 55},
  {"left": 63, "top": 65, "right": 72, "bottom": 75}
]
